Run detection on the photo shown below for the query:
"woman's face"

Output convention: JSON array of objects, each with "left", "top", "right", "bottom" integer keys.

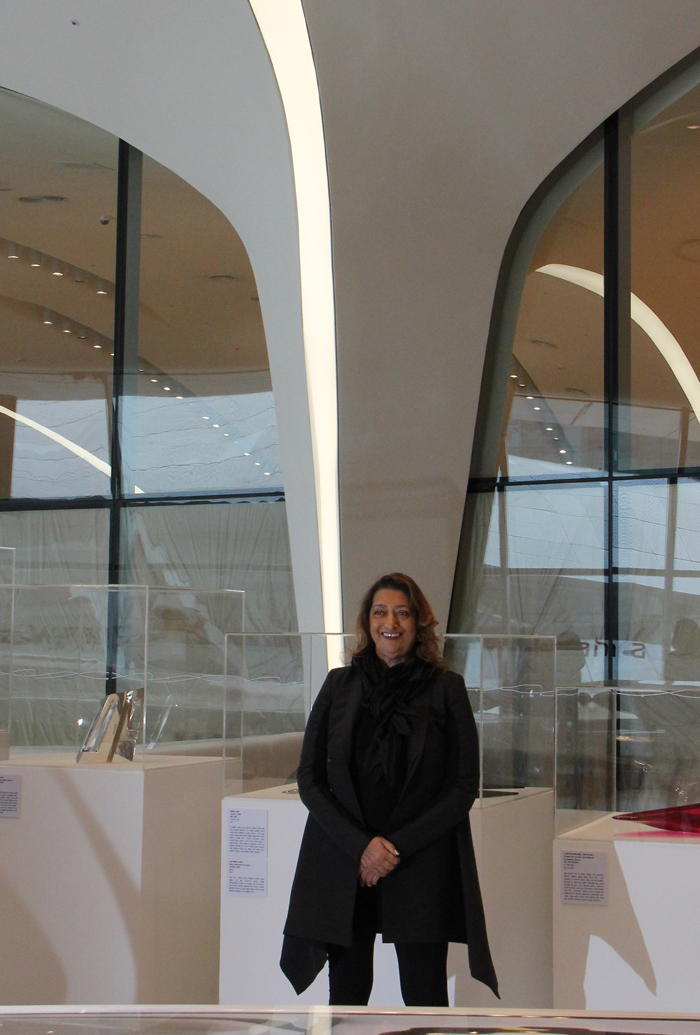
[{"left": 369, "top": 588, "right": 417, "bottom": 667}]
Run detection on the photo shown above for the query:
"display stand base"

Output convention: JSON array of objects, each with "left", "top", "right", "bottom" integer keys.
[
  {"left": 219, "top": 785, "right": 553, "bottom": 1007},
  {"left": 554, "top": 814, "right": 700, "bottom": 1010},
  {"left": 0, "top": 753, "right": 222, "bottom": 1005}
]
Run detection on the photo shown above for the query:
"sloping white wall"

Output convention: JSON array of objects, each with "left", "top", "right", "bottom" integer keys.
[
  {"left": 301, "top": 0, "right": 700, "bottom": 626},
  {"left": 0, "top": 0, "right": 324, "bottom": 631}
]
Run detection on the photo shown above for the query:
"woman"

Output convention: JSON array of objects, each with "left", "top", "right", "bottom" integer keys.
[{"left": 280, "top": 572, "right": 498, "bottom": 1006}]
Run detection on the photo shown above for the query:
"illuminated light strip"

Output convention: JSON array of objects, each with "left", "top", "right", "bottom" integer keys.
[
  {"left": 250, "top": 0, "right": 342, "bottom": 636},
  {"left": 0, "top": 403, "right": 144, "bottom": 493},
  {"left": 537, "top": 263, "right": 700, "bottom": 421}
]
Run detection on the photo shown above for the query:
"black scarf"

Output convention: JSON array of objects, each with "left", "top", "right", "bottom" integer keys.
[{"left": 352, "top": 651, "right": 436, "bottom": 786}]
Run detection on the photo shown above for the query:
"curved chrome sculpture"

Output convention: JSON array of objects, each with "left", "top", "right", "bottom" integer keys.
[{"left": 76, "top": 688, "right": 144, "bottom": 763}]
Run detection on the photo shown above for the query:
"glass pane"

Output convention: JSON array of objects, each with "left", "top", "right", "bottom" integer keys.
[
  {"left": 452, "top": 484, "right": 606, "bottom": 685},
  {"left": 616, "top": 685, "right": 700, "bottom": 811},
  {"left": 146, "top": 588, "right": 244, "bottom": 755},
  {"left": 629, "top": 81, "right": 700, "bottom": 470},
  {"left": 616, "top": 481, "right": 669, "bottom": 683},
  {"left": 121, "top": 500, "right": 296, "bottom": 632},
  {"left": 668, "top": 478, "right": 700, "bottom": 683},
  {"left": 0, "top": 508, "right": 108, "bottom": 583},
  {"left": 8, "top": 584, "right": 147, "bottom": 756},
  {"left": 121, "top": 155, "right": 281, "bottom": 495},
  {"left": 0, "top": 89, "right": 116, "bottom": 498},
  {"left": 504, "top": 156, "right": 605, "bottom": 478}
]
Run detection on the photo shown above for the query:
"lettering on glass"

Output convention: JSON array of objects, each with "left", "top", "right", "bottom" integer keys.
[
  {"left": 562, "top": 850, "right": 606, "bottom": 904},
  {"left": 0, "top": 774, "right": 20, "bottom": 818},
  {"left": 227, "top": 808, "right": 268, "bottom": 897}
]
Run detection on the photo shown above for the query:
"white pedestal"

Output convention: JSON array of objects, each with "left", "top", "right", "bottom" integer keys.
[
  {"left": 0, "top": 753, "right": 222, "bottom": 1005},
  {"left": 219, "top": 785, "right": 553, "bottom": 1008},
  {"left": 554, "top": 814, "right": 700, "bottom": 1011}
]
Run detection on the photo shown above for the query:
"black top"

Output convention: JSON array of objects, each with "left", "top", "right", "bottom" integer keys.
[{"left": 351, "top": 701, "right": 405, "bottom": 833}]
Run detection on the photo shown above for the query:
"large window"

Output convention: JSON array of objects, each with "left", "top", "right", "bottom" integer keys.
[
  {"left": 0, "top": 89, "right": 295, "bottom": 631},
  {"left": 452, "top": 56, "right": 700, "bottom": 692}
]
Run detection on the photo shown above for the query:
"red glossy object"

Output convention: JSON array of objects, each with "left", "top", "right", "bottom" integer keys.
[{"left": 613, "top": 803, "right": 700, "bottom": 832}]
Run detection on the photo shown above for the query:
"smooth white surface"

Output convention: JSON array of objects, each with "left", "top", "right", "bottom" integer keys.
[
  {"left": 0, "top": 0, "right": 323, "bottom": 633},
  {"left": 251, "top": 0, "right": 341, "bottom": 635},
  {"left": 219, "top": 786, "right": 553, "bottom": 1007},
  {"left": 0, "top": 754, "right": 222, "bottom": 1005},
  {"left": 554, "top": 814, "right": 700, "bottom": 1010}
]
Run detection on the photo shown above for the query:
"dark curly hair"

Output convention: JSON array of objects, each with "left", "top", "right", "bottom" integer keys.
[{"left": 352, "top": 572, "right": 446, "bottom": 669}]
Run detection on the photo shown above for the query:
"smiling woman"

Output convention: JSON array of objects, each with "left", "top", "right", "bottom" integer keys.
[{"left": 280, "top": 571, "right": 497, "bottom": 1009}]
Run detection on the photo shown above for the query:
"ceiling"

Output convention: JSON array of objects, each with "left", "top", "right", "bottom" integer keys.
[{"left": 0, "top": 87, "right": 269, "bottom": 399}]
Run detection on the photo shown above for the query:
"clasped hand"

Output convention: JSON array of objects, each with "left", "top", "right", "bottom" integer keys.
[{"left": 359, "top": 836, "right": 400, "bottom": 886}]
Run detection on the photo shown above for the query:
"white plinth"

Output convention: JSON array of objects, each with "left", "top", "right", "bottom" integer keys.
[
  {"left": 554, "top": 814, "right": 700, "bottom": 1011},
  {"left": 0, "top": 753, "right": 222, "bottom": 1005},
  {"left": 219, "top": 785, "right": 553, "bottom": 1008}
]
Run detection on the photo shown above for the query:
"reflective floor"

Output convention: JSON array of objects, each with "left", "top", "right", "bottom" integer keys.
[{"left": 0, "top": 1010, "right": 699, "bottom": 1035}]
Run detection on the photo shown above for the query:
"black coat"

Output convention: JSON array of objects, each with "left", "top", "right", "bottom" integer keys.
[{"left": 280, "top": 664, "right": 499, "bottom": 997}]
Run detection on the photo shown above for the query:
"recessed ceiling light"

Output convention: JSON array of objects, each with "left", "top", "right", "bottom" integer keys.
[
  {"left": 244, "top": 452, "right": 250, "bottom": 456},
  {"left": 264, "top": 472, "right": 270, "bottom": 476},
  {"left": 213, "top": 423, "right": 219, "bottom": 427},
  {"left": 202, "top": 416, "right": 209, "bottom": 420},
  {"left": 94, "top": 344, "right": 102, "bottom": 349},
  {"left": 566, "top": 460, "right": 573, "bottom": 465},
  {"left": 224, "top": 433, "right": 229, "bottom": 436},
  {"left": 176, "top": 395, "right": 183, "bottom": 399},
  {"left": 150, "top": 378, "right": 158, "bottom": 382},
  {"left": 526, "top": 395, "right": 534, "bottom": 400},
  {"left": 254, "top": 462, "right": 260, "bottom": 466},
  {"left": 510, "top": 374, "right": 518, "bottom": 378},
  {"left": 688, "top": 124, "right": 700, "bottom": 130},
  {"left": 518, "top": 383, "right": 526, "bottom": 387},
  {"left": 534, "top": 406, "right": 541, "bottom": 410},
  {"left": 209, "top": 273, "right": 237, "bottom": 281},
  {"left": 163, "top": 386, "right": 170, "bottom": 391},
  {"left": 18, "top": 195, "right": 65, "bottom": 203},
  {"left": 62, "top": 328, "right": 71, "bottom": 334},
  {"left": 546, "top": 427, "right": 553, "bottom": 431},
  {"left": 559, "top": 449, "right": 566, "bottom": 454}
]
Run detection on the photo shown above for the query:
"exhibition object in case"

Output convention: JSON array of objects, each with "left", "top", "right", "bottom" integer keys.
[{"left": 0, "top": 582, "right": 244, "bottom": 761}]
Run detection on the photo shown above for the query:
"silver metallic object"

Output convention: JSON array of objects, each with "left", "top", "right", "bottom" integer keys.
[{"left": 76, "top": 688, "right": 144, "bottom": 764}]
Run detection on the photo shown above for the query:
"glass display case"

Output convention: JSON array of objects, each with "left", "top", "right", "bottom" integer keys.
[
  {"left": 0, "top": 546, "right": 14, "bottom": 759},
  {"left": 1, "top": 582, "right": 244, "bottom": 762},
  {"left": 556, "top": 682, "right": 700, "bottom": 830},
  {"left": 223, "top": 632, "right": 556, "bottom": 796}
]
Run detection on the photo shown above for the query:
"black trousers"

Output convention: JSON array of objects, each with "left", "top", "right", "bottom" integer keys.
[{"left": 328, "top": 937, "right": 449, "bottom": 1007}]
